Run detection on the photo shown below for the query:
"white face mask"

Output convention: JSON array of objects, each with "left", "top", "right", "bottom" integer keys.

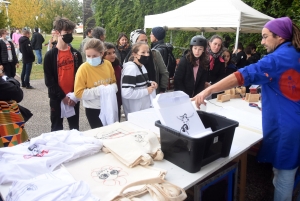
[{"left": 86, "top": 57, "right": 102, "bottom": 67}]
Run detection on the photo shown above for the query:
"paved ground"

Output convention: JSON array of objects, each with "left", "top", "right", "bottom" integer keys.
[{"left": 15, "top": 77, "right": 125, "bottom": 139}]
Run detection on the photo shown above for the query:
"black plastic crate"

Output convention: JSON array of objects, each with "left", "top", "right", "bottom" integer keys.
[{"left": 155, "top": 111, "right": 239, "bottom": 173}]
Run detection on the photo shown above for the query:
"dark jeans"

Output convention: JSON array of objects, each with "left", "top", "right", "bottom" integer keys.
[
  {"left": 85, "top": 108, "right": 103, "bottom": 129},
  {"left": 34, "top": 49, "right": 42, "bottom": 64},
  {"left": 3, "top": 62, "right": 16, "bottom": 78},
  {"left": 49, "top": 99, "right": 80, "bottom": 132},
  {"left": 21, "top": 62, "right": 33, "bottom": 87}
]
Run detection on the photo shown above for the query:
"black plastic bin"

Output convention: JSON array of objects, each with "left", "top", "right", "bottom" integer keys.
[{"left": 155, "top": 111, "right": 239, "bottom": 173}]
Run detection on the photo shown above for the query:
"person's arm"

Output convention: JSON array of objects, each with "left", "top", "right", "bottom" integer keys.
[
  {"left": 121, "top": 65, "right": 149, "bottom": 99},
  {"left": 192, "top": 55, "right": 276, "bottom": 108},
  {"left": 152, "top": 50, "right": 169, "bottom": 92},
  {"left": 174, "top": 57, "right": 187, "bottom": 92},
  {"left": 0, "top": 77, "right": 24, "bottom": 102},
  {"left": 192, "top": 73, "right": 239, "bottom": 108},
  {"left": 74, "top": 66, "right": 100, "bottom": 100}
]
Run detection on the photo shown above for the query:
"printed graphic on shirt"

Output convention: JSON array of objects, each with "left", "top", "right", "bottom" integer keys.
[
  {"left": 94, "top": 78, "right": 113, "bottom": 86},
  {"left": 23, "top": 144, "right": 49, "bottom": 159},
  {"left": 91, "top": 165, "right": 128, "bottom": 186},
  {"left": 177, "top": 113, "right": 194, "bottom": 135},
  {"left": 57, "top": 47, "right": 75, "bottom": 94},
  {"left": 5, "top": 42, "right": 11, "bottom": 51},
  {"left": 279, "top": 69, "right": 300, "bottom": 101},
  {"left": 6, "top": 183, "right": 37, "bottom": 201}
]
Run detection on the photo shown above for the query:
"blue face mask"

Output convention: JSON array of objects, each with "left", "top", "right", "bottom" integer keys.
[{"left": 86, "top": 57, "right": 102, "bottom": 67}]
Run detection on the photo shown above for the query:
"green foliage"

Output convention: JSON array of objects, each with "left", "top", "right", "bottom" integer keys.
[
  {"left": 38, "top": 0, "right": 83, "bottom": 33},
  {"left": 93, "top": 0, "right": 197, "bottom": 58},
  {"left": 0, "top": 10, "right": 7, "bottom": 28},
  {"left": 93, "top": 0, "right": 300, "bottom": 57}
]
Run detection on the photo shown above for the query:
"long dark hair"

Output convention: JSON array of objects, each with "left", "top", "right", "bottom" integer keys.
[
  {"left": 222, "top": 49, "right": 235, "bottom": 67},
  {"left": 103, "top": 42, "right": 120, "bottom": 67},
  {"left": 186, "top": 46, "right": 209, "bottom": 69},
  {"left": 116, "top": 32, "right": 129, "bottom": 49}
]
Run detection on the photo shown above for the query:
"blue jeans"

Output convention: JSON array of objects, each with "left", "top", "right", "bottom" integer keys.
[
  {"left": 21, "top": 62, "right": 33, "bottom": 87},
  {"left": 34, "top": 49, "right": 42, "bottom": 64},
  {"left": 273, "top": 167, "right": 299, "bottom": 201}
]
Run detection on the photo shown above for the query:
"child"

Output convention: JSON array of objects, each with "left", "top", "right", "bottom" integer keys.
[
  {"left": 121, "top": 42, "right": 158, "bottom": 119},
  {"left": 174, "top": 35, "right": 210, "bottom": 98},
  {"left": 103, "top": 42, "right": 122, "bottom": 121},
  {"left": 222, "top": 49, "right": 237, "bottom": 76},
  {"left": 74, "top": 38, "right": 118, "bottom": 129}
]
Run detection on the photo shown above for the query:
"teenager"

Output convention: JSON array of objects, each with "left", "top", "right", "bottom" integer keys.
[
  {"left": 174, "top": 35, "right": 210, "bottom": 98},
  {"left": 74, "top": 39, "right": 118, "bottom": 128},
  {"left": 121, "top": 42, "right": 158, "bottom": 119},
  {"left": 44, "top": 17, "right": 82, "bottom": 132}
]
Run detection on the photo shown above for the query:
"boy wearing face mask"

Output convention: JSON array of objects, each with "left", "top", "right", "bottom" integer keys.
[
  {"left": 74, "top": 39, "right": 118, "bottom": 129},
  {"left": 43, "top": 17, "right": 83, "bottom": 132}
]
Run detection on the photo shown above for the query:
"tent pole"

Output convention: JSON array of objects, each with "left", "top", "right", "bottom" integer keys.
[
  {"left": 170, "top": 30, "right": 173, "bottom": 44},
  {"left": 235, "top": 28, "right": 240, "bottom": 50},
  {"left": 235, "top": 12, "right": 241, "bottom": 50}
]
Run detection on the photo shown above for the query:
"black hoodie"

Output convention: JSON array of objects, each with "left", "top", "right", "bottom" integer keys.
[{"left": 19, "top": 36, "right": 35, "bottom": 64}]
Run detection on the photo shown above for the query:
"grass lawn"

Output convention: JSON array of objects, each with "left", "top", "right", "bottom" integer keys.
[{"left": 16, "top": 34, "right": 83, "bottom": 80}]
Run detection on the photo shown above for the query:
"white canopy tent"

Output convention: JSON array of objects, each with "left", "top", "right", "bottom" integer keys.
[{"left": 144, "top": 0, "right": 274, "bottom": 48}]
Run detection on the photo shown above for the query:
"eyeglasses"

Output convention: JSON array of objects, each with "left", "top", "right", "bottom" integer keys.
[{"left": 262, "top": 35, "right": 269, "bottom": 40}]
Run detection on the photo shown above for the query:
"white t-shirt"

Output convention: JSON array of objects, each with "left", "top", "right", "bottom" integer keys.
[
  {"left": 6, "top": 168, "right": 98, "bottom": 201},
  {"left": 0, "top": 129, "right": 103, "bottom": 184}
]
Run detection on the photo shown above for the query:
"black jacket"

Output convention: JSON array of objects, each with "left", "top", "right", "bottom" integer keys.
[
  {"left": 43, "top": 47, "right": 83, "bottom": 100},
  {"left": 225, "top": 63, "right": 237, "bottom": 77},
  {"left": 31, "top": 32, "right": 45, "bottom": 50},
  {"left": 208, "top": 56, "right": 226, "bottom": 84},
  {"left": 0, "top": 40, "right": 18, "bottom": 65},
  {"left": 0, "top": 77, "right": 23, "bottom": 102},
  {"left": 116, "top": 45, "right": 131, "bottom": 65},
  {"left": 232, "top": 51, "right": 247, "bottom": 69},
  {"left": 151, "top": 40, "right": 175, "bottom": 77},
  {"left": 174, "top": 54, "right": 208, "bottom": 98},
  {"left": 19, "top": 36, "right": 35, "bottom": 64},
  {"left": 151, "top": 40, "right": 167, "bottom": 63}
]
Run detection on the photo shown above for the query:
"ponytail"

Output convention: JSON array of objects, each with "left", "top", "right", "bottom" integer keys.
[{"left": 291, "top": 22, "right": 300, "bottom": 52}]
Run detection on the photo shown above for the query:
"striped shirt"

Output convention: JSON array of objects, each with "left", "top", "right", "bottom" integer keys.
[{"left": 121, "top": 61, "right": 151, "bottom": 118}]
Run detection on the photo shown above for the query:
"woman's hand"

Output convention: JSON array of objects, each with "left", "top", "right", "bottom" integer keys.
[{"left": 151, "top": 81, "right": 158, "bottom": 89}]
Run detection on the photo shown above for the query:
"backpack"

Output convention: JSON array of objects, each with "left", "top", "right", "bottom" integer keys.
[{"left": 153, "top": 43, "right": 177, "bottom": 78}]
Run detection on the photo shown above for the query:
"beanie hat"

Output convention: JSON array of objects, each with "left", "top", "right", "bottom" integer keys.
[
  {"left": 130, "top": 29, "right": 146, "bottom": 45},
  {"left": 264, "top": 17, "right": 293, "bottom": 40},
  {"left": 151, "top": 27, "right": 166, "bottom": 41}
]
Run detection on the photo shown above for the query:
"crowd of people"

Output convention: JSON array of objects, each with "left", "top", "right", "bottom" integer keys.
[{"left": 1, "top": 15, "right": 300, "bottom": 201}]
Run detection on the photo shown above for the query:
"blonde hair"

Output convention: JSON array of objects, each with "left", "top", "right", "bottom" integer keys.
[{"left": 84, "top": 38, "right": 105, "bottom": 53}]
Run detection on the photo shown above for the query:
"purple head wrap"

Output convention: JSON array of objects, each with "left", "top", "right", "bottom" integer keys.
[{"left": 264, "top": 17, "right": 293, "bottom": 40}]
